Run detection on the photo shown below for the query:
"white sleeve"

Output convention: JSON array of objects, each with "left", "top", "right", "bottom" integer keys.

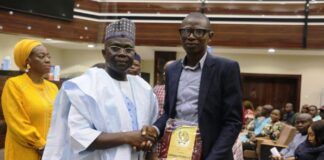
[
  {"left": 151, "top": 92, "right": 159, "bottom": 124},
  {"left": 68, "top": 104, "right": 102, "bottom": 153}
]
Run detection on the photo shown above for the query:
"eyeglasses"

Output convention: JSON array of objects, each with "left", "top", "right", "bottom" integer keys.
[
  {"left": 108, "top": 46, "right": 135, "bottom": 54},
  {"left": 179, "top": 28, "right": 210, "bottom": 38}
]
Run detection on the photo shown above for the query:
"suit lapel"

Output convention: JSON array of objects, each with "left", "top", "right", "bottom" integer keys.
[
  {"left": 169, "top": 61, "right": 182, "bottom": 117},
  {"left": 198, "top": 53, "right": 215, "bottom": 116}
]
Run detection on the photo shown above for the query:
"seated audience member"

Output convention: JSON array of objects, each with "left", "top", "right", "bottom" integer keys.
[
  {"left": 255, "top": 104, "right": 273, "bottom": 135},
  {"left": 301, "top": 104, "right": 309, "bottom": 113},
  {"left": 261, "top": 109, "right": 283, "bottom": 140},
  {"left": 127, "top": 52, "right": 141, "bottom": 75},
  {"left": 241, "top": 105, "right": 272, "bottom": 149},
  {"left": 245, "top": 105, "right": 271, "bottom": 135},
  {"left": 271, "top": 113, "right": 313, "bottom": 160},
  {"left": 320, "top": 106, "right": 324, "bottom": 119},
  {"left": 153, "top": 60, "right": 174, "bottom": 117},
  {"left": 245, "top": 106, "right": 263, "bottom": 131},
  {"left": 243, "top": 100, "right": 255, "bottom": 127},
  {"left": 309, "top": 105, "right": 322, "bottom": 121},
  {"left": 295, "top": 120, "right": 324, "bottom": 160},
  {"left": 282, "top": 102, "right": 296, "bottom": 126}
]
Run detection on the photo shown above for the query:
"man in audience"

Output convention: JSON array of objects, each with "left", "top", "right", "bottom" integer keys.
[
  {"left": 282, "top": 103, "right": 296, "bottom": 126},
  {"left": 300, "top": 104, "right": 309, "bottom": 113},
  {"left": 127, "top": 52, "right": 141, "bottom": 75},
  {"left": 320, "top": 106, "right": 324, "bottom": 119},
  {"left": 309, "top": 105, "right": 322, "bottom": 121},
  {"left": 242, "top": 105, "right": 272, "bottom": 150},
  {"left": 246, "top": 105, "right": 272, "bottom": 135},
  {"left": 272, "top": 113, "right": 313, "bottom": 160}
]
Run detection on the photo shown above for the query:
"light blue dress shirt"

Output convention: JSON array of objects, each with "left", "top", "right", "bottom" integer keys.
[{"left": 175, "top": 52, "right": 207, "bottom": 123}]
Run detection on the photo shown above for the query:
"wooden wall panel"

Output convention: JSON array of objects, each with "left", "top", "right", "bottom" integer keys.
[
  {"left": 213, "top": 25, "right": 304, "bottom": 48},
  {"left": 242, "top": 73, "right": 301, "bottom": 112},
  {"left": 135, "top": 23, "right": 180, "bottom": 46},
  {"left": 74, "top": 0, "right": 101, "bottom": 12},
  {"left": 0, "top": 9, "right": 99, "bottom": 43},
  {"left": 95, "top": 2, "right": 305, "bottom": 15},
  {"left": 71, "top": 1, "right": 324, "bottom": 16},
  {"left": 134, "top": 23, "right": 304, "bottom": 48},
  {"left": 1, "top": 3, "right": 324, "bottom": 49},
  {"left": 308, "top": 25, "right": 324, "bottom": 49},
  {"left": 309, "top": 3, "right": 324, "bottom": 15}
]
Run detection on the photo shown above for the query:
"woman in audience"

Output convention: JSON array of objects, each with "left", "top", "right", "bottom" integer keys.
[
  {"left": 295, "top": 120, "right": 324, "bottom": 160},
  {"left": 261, "top": 109, "right": 283, "bottom": 140},
  {"left": 1, "top": 39, "right": 58, "bottom": 159},
  {"left": 243, "top": 100, "right": 255, "bottom": 127}
]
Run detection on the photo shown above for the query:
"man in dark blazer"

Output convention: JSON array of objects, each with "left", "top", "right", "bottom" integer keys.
[{"left": 144, "top": 12, "right": 242, "bottom": 160}]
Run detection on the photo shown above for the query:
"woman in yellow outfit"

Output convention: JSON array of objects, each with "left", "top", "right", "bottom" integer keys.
[{"left": 1, "top": 39, "right": 58, "bottom": 160}]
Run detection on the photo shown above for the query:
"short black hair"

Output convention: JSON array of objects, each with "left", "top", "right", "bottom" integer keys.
[{"left": 184, "top": 12, "right": 211, "bottom": 29}]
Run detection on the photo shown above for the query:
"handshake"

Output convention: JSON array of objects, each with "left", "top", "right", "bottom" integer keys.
[{"left": 127, "top": 125, "right": 158, "bottom": 152}]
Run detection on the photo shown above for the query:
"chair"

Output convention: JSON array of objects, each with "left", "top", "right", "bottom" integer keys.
[
  {"left": 259, "top": 123, "right": 296, "bottom": 160},
  {"left": 242, "top": 135, "right": 270, "bottom": 160}
]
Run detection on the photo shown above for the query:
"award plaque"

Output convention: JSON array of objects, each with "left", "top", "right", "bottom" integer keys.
[{"left": 158, "top": 119, "right": 202, "bottom": 160}]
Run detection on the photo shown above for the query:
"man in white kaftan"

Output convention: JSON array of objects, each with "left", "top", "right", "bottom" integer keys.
[
  {"left": 43, "top": 68, "right": 158, "bottom": 160},
  {"left": 42, "top": 18, "right": 158, "bottom": 160}
]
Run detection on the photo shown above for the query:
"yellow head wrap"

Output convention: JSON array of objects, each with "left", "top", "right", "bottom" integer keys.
[{"left": 13, "top": 39, "right": 42, "bottom": 70}]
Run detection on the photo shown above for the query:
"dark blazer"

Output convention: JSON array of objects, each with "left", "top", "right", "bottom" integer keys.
[
  {"left": 154, "top": 53, "right": 243, "bottom": 160},
  {"left": 295, "top": 140, "right": 324, "bottom": 160}
]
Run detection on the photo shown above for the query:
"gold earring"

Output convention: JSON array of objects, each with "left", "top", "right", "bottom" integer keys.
[{"left": 25, "top": 64, "right": 31, "bottom": 72}]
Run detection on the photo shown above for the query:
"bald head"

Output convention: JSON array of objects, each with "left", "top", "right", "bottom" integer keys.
[
  {"left": 296, "top": 113, "right": 312, "bottom": 121},
  {"left": 262, "top": 104, "right": 273, "bottom": 117},
  {"left": 295, "top": 113, "right": 313, "bottom": 134},
  {"left": 182, "top": 12, "right": 211, "bottom": 30}
]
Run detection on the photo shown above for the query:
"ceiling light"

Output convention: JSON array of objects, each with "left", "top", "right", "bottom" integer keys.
[
  {"left": 268, "top": 48, "right": 275, "bottom": 53},
  {"left": 84, "top": 26, "right": 88, "bottom": 30},
  {"left": 87, "top": 44, "right": 95, "bottom": 48},
  {"left": 27, "top": 26, "right": 32, "bottom": 30},
  {"left": 0, "top": 25, "right": 3, "bottom": 30},
  {"left": 9, "top": 11, "right": 13, "bottom": 15},
  {"left": 57, "top": 25, "right": 61, "bottom": 29}
]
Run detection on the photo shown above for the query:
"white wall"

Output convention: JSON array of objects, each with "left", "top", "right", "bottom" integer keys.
[
  {"left": 141, "top": 59, "right": 154, "bottom": 85},
  {"left": 59, "top": 49, "right": 103, "bottom": 78},
  {"left": 0, "top": 33, "right": 62, "bottom": 70}
]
